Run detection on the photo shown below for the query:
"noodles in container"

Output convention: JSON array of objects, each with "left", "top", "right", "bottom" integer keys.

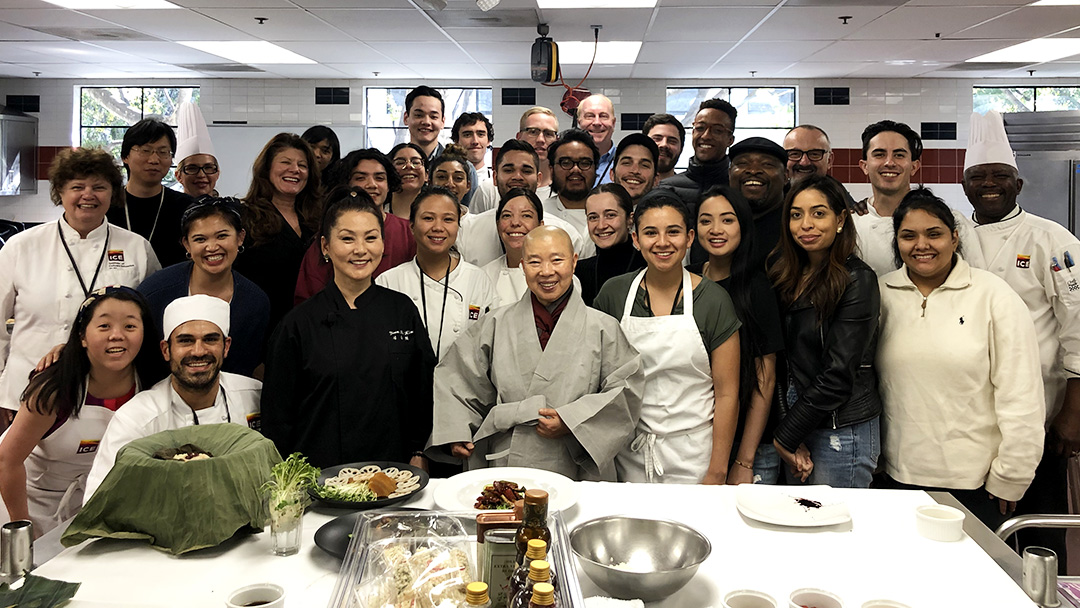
[{"left": 62, "top": 424, "right": 281, "bottom": 554}]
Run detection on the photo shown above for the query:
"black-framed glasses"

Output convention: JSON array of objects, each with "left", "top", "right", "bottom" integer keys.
[
  {"left": 556, "top": 157, "right": 595, "bottom": 171},
  {"left": 691, "top": 123, "right": 733, "bottom": 137},
  {"left": 180, "top": 163, "right": 220, "bottom": 176},
  {"left": 786, "top": 149, "right": 828, "bottom": 161}
]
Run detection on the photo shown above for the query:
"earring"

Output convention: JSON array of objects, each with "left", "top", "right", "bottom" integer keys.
[
  {"left": 837, "top": 225, "right": 843, "bottom": 233},
  {"left": 237, "top": 245, "right": 245, "bottom": 254},
  {"left": 323, "top": 254, "right": 330, "bottom": 263},
  {"left": 185, "top": 252, "right": 192, "bottom": 259}
]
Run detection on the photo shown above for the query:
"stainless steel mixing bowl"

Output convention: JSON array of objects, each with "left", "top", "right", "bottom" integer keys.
[{"left": 569, "top": 515, "right": 711, "bottom": 602}]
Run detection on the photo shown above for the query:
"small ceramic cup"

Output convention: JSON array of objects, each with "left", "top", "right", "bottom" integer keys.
[
  {"left": 915, "top": 504, "right": 965, "bottom": 542},
  {"left": 789, "top": 587, "right": 843, "bottom": 608},
  {"left": 723, "top": 589, "right": 778, "bottom": 608},
  {"left": 225, "top": 583, "right": 285, "bottom": 608}
]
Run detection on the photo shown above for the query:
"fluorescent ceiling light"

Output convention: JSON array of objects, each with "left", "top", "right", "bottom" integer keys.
[
  {"left": 559, "top": 41, "right": 642, "bottom": 64},
  {"left": 42, "top": 0, "right": 179, "bottom": 7},
  {"left": 1031, "top": 0, "right": 1080, "bottom": 5},
  {"left": 539, "top": 0, "right": 655, "bottom": 6},
  {"left": 178, "top": 41, "right": 315, "bottom": 65},
  {"left": 966, "top": 38, "right": 1080, "bottom": 63}
]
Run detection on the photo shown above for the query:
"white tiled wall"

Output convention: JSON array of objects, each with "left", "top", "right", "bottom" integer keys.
[{"left": 1, "top": 75, "right": 1077, "bottom": 221}]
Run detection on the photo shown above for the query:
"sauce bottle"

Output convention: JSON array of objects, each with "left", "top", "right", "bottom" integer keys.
[
  {"left": 528, "top": 582, "right": 556, "bottom": 608},
  {"left": 509, "top": 560, "right": 555, "bottom": 608},
  {"left": 509, "top": 540, "right": 557, "bottom": 601},
  {"left": 514, "top": 489, "right": 551, "bottom": 569},
  {"left": 465, "top": 581, "right": 491, "bottom": 608}
]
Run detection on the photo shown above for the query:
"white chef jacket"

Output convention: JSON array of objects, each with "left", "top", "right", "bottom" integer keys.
[
  {"left": 470, "top": 182, "right": 552, "bottom": 216},
  {"left": 84, "top": 372, "right": 262, "bottom": 503},
  {"left": 376, "top": 257, "right": 496, "bottom": 360},
  {"left": 974, "top": 208, "right": 1080, "bottom": 421},
  {"left": 0, "top": 219, "right": 160, "bottom": 412},
  {"left": 852, "top": 199, "right": 986, "bottom": 277},
  {"left": 544, "top": 195, "right": 596, "bottom": 258},
  {"left": 456, "top": 205, "right": 587, "bottom": 268}
]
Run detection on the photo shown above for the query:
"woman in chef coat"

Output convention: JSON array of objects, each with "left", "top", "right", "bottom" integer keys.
[
  {"left": 0, "top": 286, "right": 153, "bottom": 535},
  {"left": 481, "top": 188, "right": 545, "bottom": 308},
  {"left": 377, "top": 186, "right": 495, "bottom": 360},
  {"left": 0, "top": 148, "right": 159, "bottom": 429},
  {"left": 261, "top": 186, "right": 436, "bottom": 469},
  {"left": 593, "top": 190, "right": 741, "bottom": 484},
  {"left": 386, "top": 143, "right": 428, "bottom": 220}
]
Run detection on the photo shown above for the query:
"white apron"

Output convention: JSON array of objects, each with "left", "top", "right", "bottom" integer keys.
[
  {"left": 22, "top": 400, "right": 116, "bottom": 534},
  {"left": 615, "top": 269, "right": 714, "bottom": 484}
]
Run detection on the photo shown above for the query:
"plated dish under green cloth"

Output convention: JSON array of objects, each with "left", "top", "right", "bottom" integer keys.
[{"left": 62, "top": 424, "right": 281, "bottom": 555}]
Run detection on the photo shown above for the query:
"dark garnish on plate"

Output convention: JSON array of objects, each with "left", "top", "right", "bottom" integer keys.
[
  {"left": 795, "top": 497, "right": 822, "bottom": 510},
  {"left": 474, "top": 480, "right": 526, "bottom": 510}
]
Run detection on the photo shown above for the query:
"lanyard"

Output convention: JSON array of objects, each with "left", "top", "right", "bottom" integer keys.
[
  {"left": 642, "top": 273, "right": 684, "bottom": 317},
  {"left": 124, "top": 188, "right": 165, "bottom": 242},
  {"left": 191, "top": 387, "right": 230, "bottom": 425},
  {"left": 417, "top": 257, "right": 452, "bottom": 358},
  {"left": 58, "top": 220, "right": 110, "bottom": 299}
]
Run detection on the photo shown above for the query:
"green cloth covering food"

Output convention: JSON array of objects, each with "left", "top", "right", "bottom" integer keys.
[{"left": 61, "top": 424, "right": 282, "bottom": 555}]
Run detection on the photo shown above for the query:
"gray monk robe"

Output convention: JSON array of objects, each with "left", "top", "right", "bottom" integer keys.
[{"left": 429, "top": 288, "right": 644, "bottom": 480}]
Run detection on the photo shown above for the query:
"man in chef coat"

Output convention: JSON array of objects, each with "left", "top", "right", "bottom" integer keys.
[
  {"left": 428, "top": 226, "right": 643, "bottom": 481},
  {"left": 964, "top": 110, "right": 1080, "bottom": 568},
  {"left": 84, "top": 294, "right": 261, "bottom": 502}
]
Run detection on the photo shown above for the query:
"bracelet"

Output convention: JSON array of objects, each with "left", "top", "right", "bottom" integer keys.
[
  {"left": 733, "top": 459, "right": 753, "bottom": 470},
  {"left": 411, "top": 451, "right": 426, "bottom": 459}
]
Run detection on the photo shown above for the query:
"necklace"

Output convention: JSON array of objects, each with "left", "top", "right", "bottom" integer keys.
[
  {"left": 417, "top": 256, "right": 452, "bottom": 357},
  {"left": 642, "top": 272, "right": 684, "bottom": 317},
  {"left": 57, "top": 220, "right": 110, "bottom": 299},
  {"left": 124, "top": 188, "right": 165, "bottom": 242}
]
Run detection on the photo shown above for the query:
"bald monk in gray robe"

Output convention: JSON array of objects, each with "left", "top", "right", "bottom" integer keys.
[{"left": 429, "top": 226, "right": 643, "bottom": 481}]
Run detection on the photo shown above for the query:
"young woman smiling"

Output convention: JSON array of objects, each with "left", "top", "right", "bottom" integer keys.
[
  {"left": 575, "top": 184, "right": 645, "bottom": 307},
  {"left": 689, "top": 185, "right": 783, "bottom": 485},
  {"left": 428, "top": 145, "right": 476, "bottom": 209},
  {"left": 767, "top": 175, "right": 881, "bottom": 488},
  {"left": 388, "top": 143, "right": 429, "bottom": 220},
  {"left": 377, "top": 186, "right": 494, "bottom": 360},
  {"left": 137, "top": 198, "right": 270, "bottom": 379},
  {"left": 876, "top": 188, "right": 1043, "bottom": 529},
  {"left": 0, "top": 287, "right": 152, "bottom": 535},
  {"left": 262, "top": 187, "right": 436, "bottom": 469},
  {"left": 482, "top": 188, "right": 546, "bottom": 308},
  {"left": 593, "top": 190, "right": 741, "bottom": 485}
]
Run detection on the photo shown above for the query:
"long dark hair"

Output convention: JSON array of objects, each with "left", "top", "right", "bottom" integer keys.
[
  {"left": 697, "top": 185, "right": 760, "bottom": 411},
  {"left": 242, "top": 133, "right": 323, "bottom": 246},
  {"left": 768, "top": 174, "right": 857, "bottom": 322},
  {"left": 22, "top": 287, "right": 152, "bottom": 419}
]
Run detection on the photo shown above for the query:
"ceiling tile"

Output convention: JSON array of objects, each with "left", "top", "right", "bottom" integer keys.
[
  {"left": 366, "top": 41, "right": 473, "bottom": 64},
  {"left": 0, "top": 21, "right": 68, "bottom": 41},
  {"left": 11, "top": 40, "right": 155, "bottom": 63},
  {"left": 325, "top": 62, "right": 420, "bottom": 79},
  {"left": 291, "top": 0, "right": 408, "bottom": 7},
  {"left": 1013, "top": 61, "right": 1080, "bottom": 76},
  {"left": 703, "top": 61, "right": 793, "bottom": 78},
  {"left": 0, "top": 42, "right": 72, "bottom": 63},
  {"left": 953, "top": 6, "right": 1080, "bottom": 39},
  {"left": 480, "top": 63, "right": 532, "bottom": 79},
  {"left": 637, "top": 41, "right": 735, "bottom": 63},
  {"left": 252, "top": 63, "right": 352, "bottom": 78},
  {"left": 195, "top": 8, "right": 352, "bottom": 41},
  {"left": 83, "top": 8, "right": 254, "bottom": 41},
  {"left": 904, "top": 0, "right": 1025, "bottom": 5},
  {"left": 903, "top": 39, "right": 1026, "bottom": 62},
  {"left": 659, "top": 0, "right": 778, "bottom": 5},
  {"left": 410, "top": 63, "right": 496, "bottom": 79},
  {"left": 276, "top": 41, "right": 389, "bottom": 64},
  {"left": 751, "top": 6, "right": 896, "bottom": 41},
  {"left": 646, "top": 7, "right": 771, "bottom": 42},
  {"left": 308, "top": 9, "right": 443, "bottom": 41},
  {"left": 92, "top": 40, "right": 234, "bottom": 63},
  {"left": 459, "top": 41, "right": 533, "bottom": 64},
  {"left": 843, "top": 61, "right": 950, "bottom": 78},
  {"left": 774, "top": 62, "right": 867, "bottom": 78},
  {"left": 721, "top": 40, "right": 832, "bottom": 63},
  {"left": 0, "top": 63, "right": 86, "bottom": 77},
  {"left": 803, "top": 40, "right": 922, "bottom": 63},
  {"left": 844, "top": 6, "right": 1016, "bottom": 40},
  {"left": 442, "top": 26, "right": 539, "bottom": 43},
  {"left": 543, "top": 9, "right": 655, "bottom": 42},
  {"left": 0, "top": 8, "right": 119, "bottom": 29},
  {"left": 171, "top": 0, "right": 293, "bottom": 6},
  {"left": 631, "top": 62, "right": 715, "bottom": 78}
]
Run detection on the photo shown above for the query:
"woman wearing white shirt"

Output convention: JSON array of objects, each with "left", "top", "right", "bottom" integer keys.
[
  {"left": 377, "top": 186, "right": 495, "bottom": 360},
  {"left": 878, "top": 188, "right": 1044, "bottom": 530},
  {"left": 0, "top": 148, "right": 159, "bottom": 426}
]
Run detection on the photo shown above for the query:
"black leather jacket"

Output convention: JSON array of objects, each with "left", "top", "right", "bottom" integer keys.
[{"left": 773, "top": 255, "right": 882, "bottom": 452}]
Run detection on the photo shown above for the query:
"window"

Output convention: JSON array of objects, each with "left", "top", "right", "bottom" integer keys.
[
  {"left": 365, "top": 87, "right": 492, "bottom": 153},
  {"left": 665, "top": 87, "right": 796, "bottom": 170},
  {"left": 973, "top": 86, "right": 1080, "bottom": 113},
  {"left": 79, "top": 86, "right": 200, "bottom": 188}
]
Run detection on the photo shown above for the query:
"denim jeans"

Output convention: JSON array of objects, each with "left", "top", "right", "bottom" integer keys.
[
  {"left": 784, "top": 417, "right": 880, "bottom": 488},
  {"left": 753, "top": 443, "right": 780, "bottom": 485}
]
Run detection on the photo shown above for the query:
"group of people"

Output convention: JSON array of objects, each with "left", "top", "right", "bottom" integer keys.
[{"left": 0, "top": 85, "right": 1074, "bottom": 570}]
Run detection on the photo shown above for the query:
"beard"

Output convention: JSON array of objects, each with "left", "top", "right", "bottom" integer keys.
[{"left": 171, "top": 354, "right": 221, "bottom": 392}]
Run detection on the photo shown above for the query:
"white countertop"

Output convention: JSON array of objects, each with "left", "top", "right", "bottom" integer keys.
[{"left": 33, "top": 481, "right": 1036, "bottom": 608}]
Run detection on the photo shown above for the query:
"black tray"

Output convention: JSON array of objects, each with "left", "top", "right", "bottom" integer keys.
[{"left": 308, "top": 461, "right": 429, "bottom": 510}]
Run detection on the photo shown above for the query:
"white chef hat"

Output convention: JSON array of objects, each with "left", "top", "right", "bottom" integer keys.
[
  {"left": 174, "top": 101, "right": 215, "bottom": 164},
  {"left": 964, "top": 110, "right": 1016, "bottom": 171},
  {"left": 162, "top": 294, "right": 230, "bottom": 340}
]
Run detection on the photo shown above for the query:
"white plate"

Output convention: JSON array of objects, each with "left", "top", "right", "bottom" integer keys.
[
  {"left": 433, "top": 467, "right": 579, "bottom": 513},
  {"left": 735, "top": 484, "right": 851, "bottom": 527}
]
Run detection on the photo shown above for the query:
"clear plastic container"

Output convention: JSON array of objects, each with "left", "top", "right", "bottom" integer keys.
[{"left": 327, "top": 510, "right": 583, "bottom": 608}]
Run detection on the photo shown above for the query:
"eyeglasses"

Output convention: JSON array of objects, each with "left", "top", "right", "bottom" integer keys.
[
  {"left": 556, "top": 157, "right": 595, "bottom": 171},
  {"left": 180, "top": 163, "right": 220, "bottom": 176},
  {"left": 691, "top": 123, "right": 733, "bottom": 137},
  {"left": 131, "top": 146, "right": 173, "bottom": 159},
  {"left": 786, "top": 149, "right": 829, "bottom": 162},
  {"left": 393, "top": 157, "right": 425, "bottom": 169},
  {"left": 522, "top": 127, "right": 558, "bottom": 139}
]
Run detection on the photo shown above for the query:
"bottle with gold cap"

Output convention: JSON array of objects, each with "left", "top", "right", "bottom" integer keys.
[
  {"left": 465, "top": 581, "right": 491, "bottom": 608},
  {"left": 508, "top": 539, "right": 558, "bottom": 601},
  {"left": 514, "top": 489, "right": 551, "bottom": 569},
  {"left": 527, "top": 582, "right": 556, "bottom": 608},
  {"left": 509, "top": 560, "right": 556, "bottom": 608}
]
